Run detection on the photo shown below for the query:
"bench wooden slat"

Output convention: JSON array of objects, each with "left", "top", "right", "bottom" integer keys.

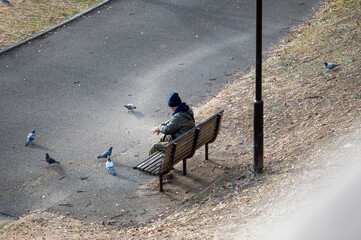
[
  {"left": 140, "top": 161, "right": 162, "bottom": 175},
  {"left": 196, "top": 111, "right": 223, "bottom": 148},
  {"left": 208, "top": 112, "right": 223, "bottom": 144},
  {"left": 141, "top": 158, "right": 162, "bottom": 172},
  {"left": 162, "top": 140, "right": 195, "bottom": 171},
  {"left": 162, "top": 145, "right": 173, "bottom": 167},
  {"left": 172, "top": 144, "right": 195, "bottom": 163},
  {"left": 148, "top": 162, "right": 162, "bottom": 175},
  {"left": 160, "top": 128, "right": 196, "bottom": 174},
  {"left": 163, "top": 128, "right": 196, "bottom": 149},
  {"left": 134, "top": 152, "right": 162, "bottom": 169},
  {"left": 135, "top": 156, "right": 161, "bottom": 171},
  {"left": 133, "top": 152, "right": 163, "bottom": 170},
  {"left": 160, "top": 142, "right": 178, "bottom": 175},
  {"left": 196, "top": 134, "right": 216, "bottom": 148}
]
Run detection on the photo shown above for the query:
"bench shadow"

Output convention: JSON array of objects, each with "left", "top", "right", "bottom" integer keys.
[
  {"left": 29, "top": 143, "right": 53, "bottom": 152},
  {"left": 204, "top": 158, "right": 229, "bottom": 168},
  {"left": 166, "top": 169, "right": 214, "bottom": 190},
  {"left": 182, "top": 171, "right": 211, "bottom": 186},
  {"left": 116, "top": 175, "right": 142, "bottom": 185},
  {"left": 161, "top": 191, "right": 184, "bottom": 202}
]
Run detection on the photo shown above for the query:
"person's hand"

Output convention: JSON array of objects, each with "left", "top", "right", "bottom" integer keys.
[{"left": 151, "top": 127, "right": 160, "bottom": 135}]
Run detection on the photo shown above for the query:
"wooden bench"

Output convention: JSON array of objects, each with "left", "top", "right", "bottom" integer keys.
[{"left": 133, "top": 109, "right": 224, "bottom": 192}]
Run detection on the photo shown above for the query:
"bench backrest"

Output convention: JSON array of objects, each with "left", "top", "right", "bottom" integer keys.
[
  {"left": 196, "top": 110, "right": 223, "bottom": 149},
  {"left": 159, "top": 109, "right": 224, "bottom": 175},
  {"left": 160, "top": 128, "right": 196, "bottom": 174}
]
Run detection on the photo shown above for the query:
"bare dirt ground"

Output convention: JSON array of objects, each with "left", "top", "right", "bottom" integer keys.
[{"left": 0, "top": 0, "right": 360, "bottom": 239}]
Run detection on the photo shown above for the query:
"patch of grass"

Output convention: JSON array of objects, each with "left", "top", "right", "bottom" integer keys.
[{"left": 0, "top": 0, "right": 103, "bottom": 49}]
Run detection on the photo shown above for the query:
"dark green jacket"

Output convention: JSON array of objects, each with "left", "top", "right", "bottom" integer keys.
[{"left": 157, "top": 106, "right": 195, "bottom": 140}]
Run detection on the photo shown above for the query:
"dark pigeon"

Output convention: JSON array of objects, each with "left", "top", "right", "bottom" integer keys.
[
  {"left": 45, "top": 153, "right": 60, "bottom": 167},
  {"left": 97, "top": 146, "right": 113, "bottom": 159}
]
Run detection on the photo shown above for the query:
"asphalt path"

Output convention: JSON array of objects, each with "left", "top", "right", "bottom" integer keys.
[{"left": 0, "top": 0, "right": 323, "bottom": 224}]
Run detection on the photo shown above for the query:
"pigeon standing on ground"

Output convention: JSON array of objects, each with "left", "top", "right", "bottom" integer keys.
[
  {"left": 97, "top": 146, "right": 113, "bottom": 159},
  {"left": 45, "top": 153, "right": 60, "bottom": 167},
  {"left": 324, "top": 62, "right": 340, "bottom": 69},
  {"left": 106, "top": 156, "right": 116, "bottom": 176},
  {"left": 124, "top": 104, "right": 136, "bottom": 112},
  {"left": 25, "top": 129, "right": 35, "bottom": 146}
]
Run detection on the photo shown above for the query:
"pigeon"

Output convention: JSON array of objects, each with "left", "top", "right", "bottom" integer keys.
[
  {"left": 106, "top": 156, "right": 116, "bottom": 176},
  {"left": 1, "top": 0, "right": 10, "bottom": 3},
  {"left": 25, "top": 129, "right": 35, "bottom": 146},
  {"left": 45, "top": 153, "right": 60, "bottom": 167},
  {"left": 124, "top": 104, "right": 136, "bottom": 112},
  {"left": 324, "top": 62, "right": 340, "bottom": 69},
  {"left": 97, "top": 146, "right": 113, "bottom": 159}
]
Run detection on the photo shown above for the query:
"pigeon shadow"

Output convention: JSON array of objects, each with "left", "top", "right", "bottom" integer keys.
[
  {"left": 46, "top": 164, "right": 65, "bottom": 177},
  {"left": 132, "top": 112, "right": 145, "bottom": 119},
  {"left": 115, "top": 173, "right": 140, "bottom": 183},
  {"left": 113, "top": 162, "right": 129, "bottom": 168},
  {"left": 30, "top": 144, "right": 53, "bottom": 152}
]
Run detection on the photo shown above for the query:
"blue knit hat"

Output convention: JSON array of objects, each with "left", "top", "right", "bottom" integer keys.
[{"left": 168, "top": 92, "right": 182, "bottom": 107}]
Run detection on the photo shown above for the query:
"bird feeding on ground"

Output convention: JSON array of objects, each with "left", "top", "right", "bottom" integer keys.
[
  {"left": 324, "top": 62, "right": 340, "bottom": 69},
  {"left": 106, "top": 156, "right": 116, "bottom": 176},
  {"left": 97, "top": 146, "right": 113, "bottom": 159},
  {"left": 124, "top": 104, "right": 136, "bottom": 112},
  {"left": 45, "top": 153, "right": 60, "bottom": 167},
  {"left": 25, "top": 129, "right": 35, "bottom": 146}
]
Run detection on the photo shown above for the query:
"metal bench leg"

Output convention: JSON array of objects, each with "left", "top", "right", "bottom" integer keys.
[
  {"left": 159, "top": 175, "right": 163, "bottom": 192},
  {"left": 183, "top": 159, "right": 186, "bottom": 176},
  {"left": 205, "top": 143, "right": 209, "bottom": 160}
]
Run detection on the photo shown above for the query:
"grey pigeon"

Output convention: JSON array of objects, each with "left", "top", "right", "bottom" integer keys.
[
  {"left": 45, "top": 153, "right": 60, "bottom": 167},
  {"left": 106, "top": 156, "right": 116, "bottom": 176},
  {"left": 324, "top": 62, "right": 340, "bottom": 69},
  {"left": 124, "top": 104, "right": 136, "bottom": 112},
  {"left": 25, "top": 129, "right": 35, "bottom": 146},
  {"left": 97, "top": 146, "right": 112, "bottom": 159}
]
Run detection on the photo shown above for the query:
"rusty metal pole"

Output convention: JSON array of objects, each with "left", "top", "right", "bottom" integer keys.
[{"left": 254, "top": 0, "right": 264, "bottom": 174}]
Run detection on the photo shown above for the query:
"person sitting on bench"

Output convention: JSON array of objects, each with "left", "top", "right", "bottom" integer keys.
[{"left": 150, "top": 92, "right": 195, "bottom": 155}]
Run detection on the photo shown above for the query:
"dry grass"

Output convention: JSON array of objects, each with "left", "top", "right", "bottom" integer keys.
[
  {"left": 1, "top": 0, "right": 360, "bottom": 239},
  {"left": 197, "top": 0, "right": 361, "bottom": 166},
  {"left": 0, "top": 0, "right": 103, "bottom": 49}
]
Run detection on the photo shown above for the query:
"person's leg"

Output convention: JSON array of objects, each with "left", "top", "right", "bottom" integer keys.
[
  {"left": 148, "top": 135, "right": 173, "bottom": 155},
  {"left": 149, "top": 142, "right": 168, "bottom": 155}
]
